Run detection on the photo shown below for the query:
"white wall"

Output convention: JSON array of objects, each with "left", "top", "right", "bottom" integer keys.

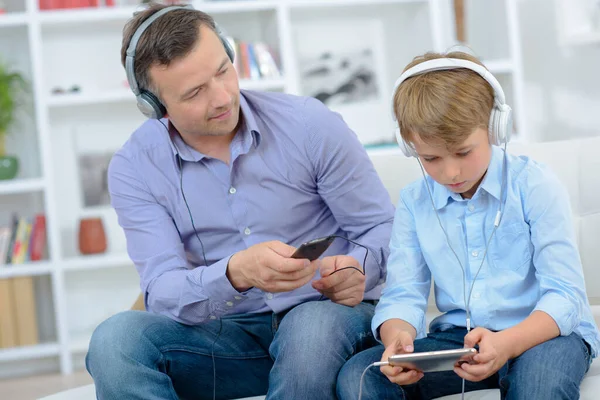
[{"left": 519, "top": 0, "right": 600, "bottom": 142}]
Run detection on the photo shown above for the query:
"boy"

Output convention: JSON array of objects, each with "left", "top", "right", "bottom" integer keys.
[{"left": 337, "top": 51, "right": 600, "bottom": 399}]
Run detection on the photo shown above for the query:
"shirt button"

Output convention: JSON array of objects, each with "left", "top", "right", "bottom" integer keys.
[
  {"left": 266, "top": 293, "right": 274, "bottom": 300},
  {"left": 244, "top": 227, "right": 251, "bottom": 235},
  {"left": 210, "top": 315, "right": 217, "bottom": 320},
  {"left": 468, "top": 204, "right": 475, "bottom": 212},
  {"left": 234, "top": 296, "right": 242, "bottom": 300},
  {"left": 473, "top": 292, "right": 481, "bottom": 299},
  {"left": 471, "top": 250, "right": 479, "bottom": 257},
  {"left": 226, "top": 301, "right": 234, "bottom": 307},
  {"left": 229, "top": 187, "right": 236, "bottom": 194}
]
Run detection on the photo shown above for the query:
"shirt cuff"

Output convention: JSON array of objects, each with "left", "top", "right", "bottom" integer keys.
[
  {"left": 190, "top": 255, "right": 251, "bottom": 311},
  {"left": 371, "top": 304, "right": 426, "bottom": 343},
  {"left": 534, "top": 292, "right": 579, "bottom": 336}
]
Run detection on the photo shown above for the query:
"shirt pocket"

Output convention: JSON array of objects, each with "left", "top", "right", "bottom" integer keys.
[{"left": 489, "top": 221, "right": 532, "bottom": 271}]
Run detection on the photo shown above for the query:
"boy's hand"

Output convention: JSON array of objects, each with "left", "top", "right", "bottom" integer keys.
[
  {"left": 380, "top": 330, "right": 424, "bottom": 385},
  {"left": 455, "top": 327, "right": 511, "bottom": 382},
  {"left": 311, "top": 255, "right": 365, "bottom": 306}
]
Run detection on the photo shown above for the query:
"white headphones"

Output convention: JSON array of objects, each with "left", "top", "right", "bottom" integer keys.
[{"left": 391, "top": 58, "right": 513, "bottom": 157}]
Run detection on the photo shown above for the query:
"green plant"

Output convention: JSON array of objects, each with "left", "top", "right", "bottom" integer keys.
[{"left": 0, "top": 60, "right": 27, "bottom": 157}]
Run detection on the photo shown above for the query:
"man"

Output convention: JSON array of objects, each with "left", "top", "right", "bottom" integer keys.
[{"left": 85, "top": 3, "right": 395, "bottom": 400}]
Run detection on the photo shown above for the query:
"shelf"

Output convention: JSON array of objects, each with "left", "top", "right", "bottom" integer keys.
[
  {"left": 285, "top": 0, "right": 426, "bottom": 8},
  {"left": 61, "top": 252, "right": 132, "bottom": 271},
  {"left": 0, "top": 261, "right": 54, "bottom": 279},
  {"left": 47, "top": 89, "right": 134, "bottom": 107},
  {"left": 483, "top": 59, "right": 514, "bottom": 74},
  {"left": 0, "top": 12, "right": 28, "bottom": 28},
  {"left": 46, "top": 79, "right": 286, "bottom": 107},
  {"left": 240, "top": 78, "right": 286, "bottom": 91},
  {"left": 0, "top": 342, "right": 60, "bottom": 362},
  {"left": 366, "top": 144, "right": 402, "bottom": 157},
  {"left": 561, "top": 31, "right": 600, "bottom": 46},
  {"left": 193, "top": 0, "right": 278, "bottom": 13},
  {"left": 38, "top": 6, "right": 138, "bottom": 25},
  {"left": 38, "top": 1, "right": 278, "bottom": 26},
  {"left": 0, "top": 178, "right": 46, "bottom": 195}
]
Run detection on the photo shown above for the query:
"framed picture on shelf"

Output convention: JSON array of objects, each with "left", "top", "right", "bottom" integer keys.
[
  {"left": 77, "top": 152, "right": 112, "bottom": 208},
  {"left": 293, "top": 18, "right": 395, "bottom": 147},
  {"left": 71, "top": 128, "right": 123, "bottom": 210}
]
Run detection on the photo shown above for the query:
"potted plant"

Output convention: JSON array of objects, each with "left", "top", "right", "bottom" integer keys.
[{"left": 0, "top": 60, "right": 27, "bottom": 180}]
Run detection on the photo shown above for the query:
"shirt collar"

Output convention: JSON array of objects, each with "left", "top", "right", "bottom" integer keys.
[
  {"left": 166, "top": 90, "right": 262, "bottom": 163},
  {"left": 431, "top": 145, "right": 504, "bottom": 210}
]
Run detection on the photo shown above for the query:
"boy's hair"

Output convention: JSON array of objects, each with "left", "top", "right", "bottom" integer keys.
[
  {"left": 120, "top": 3, "right": 218, "bottom": 98},
  {"left": 393, "top": 51, "right": 495, "bottom": 149}
]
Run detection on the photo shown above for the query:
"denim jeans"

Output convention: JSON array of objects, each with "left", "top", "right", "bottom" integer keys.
[
  {"left": 86, "top": 300, "right": 376, "bottom": 400},
  {"left": 337, "top": 327, "right": 592, "bottom": 400}
]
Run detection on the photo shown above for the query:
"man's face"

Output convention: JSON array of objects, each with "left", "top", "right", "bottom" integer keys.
[
  {"left": 411, "top": 128, "right": 492, "bottom": 199},
  {"left": 149, "top": 25, "right": 240, "bottom": 138}
]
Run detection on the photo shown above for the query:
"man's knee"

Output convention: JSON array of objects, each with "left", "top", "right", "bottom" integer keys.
[
  {"left": 275, "top": 301, "right": 375, "bottom": 356},
  {"left": 86, "top": 310, "right": 159, "bottom": 372}
]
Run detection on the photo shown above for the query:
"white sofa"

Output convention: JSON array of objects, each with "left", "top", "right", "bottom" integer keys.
[{"left": 40, "top": 137, "right": 600, "bottom": 399}]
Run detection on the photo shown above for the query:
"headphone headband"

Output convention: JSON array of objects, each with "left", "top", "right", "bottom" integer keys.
[
  {"left": 391, "top": 57, "right": 512, "bottom": 157},
  {"left": 125, "top": 5, "right": 193, "bottom": 97},
  {"left": 125, "top": 4, "right": 234, "bottom": 120}
]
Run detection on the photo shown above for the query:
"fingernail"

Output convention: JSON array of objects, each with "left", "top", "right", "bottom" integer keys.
[
  {"left": 404, "top": 345, "right": 414, "bottom": 352},
  {"left": 304, "top": 259, "right": 310, "bottom": 267}
]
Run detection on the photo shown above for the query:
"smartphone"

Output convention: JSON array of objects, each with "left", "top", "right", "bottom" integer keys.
[
  {"left": 388, "top": 348, "right": 477, "bottom": 373},
  {"left": 291, "top": 236, "right": 336, "bottom": 261}
]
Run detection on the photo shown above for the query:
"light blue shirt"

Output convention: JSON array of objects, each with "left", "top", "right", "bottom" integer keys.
[
  {"left": 108, "top": 90, "right": 395, "bottom": 325},
  {"left": 373, "top": 145, "right": 600, "bottom": 358}
]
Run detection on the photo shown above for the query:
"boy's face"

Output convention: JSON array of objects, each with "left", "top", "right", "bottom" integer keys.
[{"left": 411, "top": 128, "right": 492, "bottom": 199}]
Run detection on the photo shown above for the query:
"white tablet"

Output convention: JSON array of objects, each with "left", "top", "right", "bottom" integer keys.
[{"left": 388, "top": 348, "right": 477, "bottom": 373}]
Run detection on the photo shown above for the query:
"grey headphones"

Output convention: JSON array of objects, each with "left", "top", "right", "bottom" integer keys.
[{"left": 125, "top": 4, "right": 235, "bottom": 119}]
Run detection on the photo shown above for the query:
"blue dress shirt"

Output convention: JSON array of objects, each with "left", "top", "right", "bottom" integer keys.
[{"left": 108, "top": 90, "right": 395, "bottom": 325}]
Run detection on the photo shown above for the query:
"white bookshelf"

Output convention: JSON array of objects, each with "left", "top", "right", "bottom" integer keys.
[
  {"left": 0, "top": 0, "right": 527, "bottom": 378},
  {"left": 0, "top": 178, "right": 46, "bottom": 195}
]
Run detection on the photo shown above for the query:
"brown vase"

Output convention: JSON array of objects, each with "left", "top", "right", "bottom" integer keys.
[{"left": 78, "top": 217, "right": 107, "bottom": 255}]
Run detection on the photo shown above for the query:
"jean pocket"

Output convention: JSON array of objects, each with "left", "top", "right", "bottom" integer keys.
[{"left": 490, "top": 221, "right": 532, "bottom": 271}]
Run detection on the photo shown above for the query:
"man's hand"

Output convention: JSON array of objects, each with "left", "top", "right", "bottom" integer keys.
[
  {"left": 454, "top": 327, "right": 511, "bottom": 382},
  {"left": 227, "top": 241, "right": 318, "bottom": 292},
  {"left": 380, "top": 329, "right": 424, "bottom": 385},
  {"left": 311, "top": 255, "right": 365, "bottom": 306}
]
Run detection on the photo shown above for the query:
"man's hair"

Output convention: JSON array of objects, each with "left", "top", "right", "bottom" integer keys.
[
  {"left": 121, "top": 3, "right": 218, "bottom": 98},
  {"left": 392, "top": 51, "right": 494, "bottom": 149}
]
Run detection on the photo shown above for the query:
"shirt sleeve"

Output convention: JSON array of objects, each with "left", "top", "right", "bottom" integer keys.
[
  {"left": 302, "top": 97, "right": 395, "bottom": 292},
  {"left": 108, "top": 151, "right": 252, "bottom": 325},
  {"left": 371, "top": 191, "right": 431, "bottom": 341},
  {"left": 525, "top": 164, "right": 587, "bottom": 336}
]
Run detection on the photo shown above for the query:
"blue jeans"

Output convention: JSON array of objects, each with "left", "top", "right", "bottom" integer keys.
[
  {"left": 86, "top": 300, "right": 376, "bottom": 400},
  {"left": 337, "top": 327, "right": 592, "bottom": 400}
]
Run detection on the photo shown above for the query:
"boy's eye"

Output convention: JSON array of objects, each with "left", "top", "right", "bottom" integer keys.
[
  {"left": 457, "top": 151, "right": 471, "bottom": 157},
  {"left": 423, "top": 157, "right": 438, "bottom": 162}
]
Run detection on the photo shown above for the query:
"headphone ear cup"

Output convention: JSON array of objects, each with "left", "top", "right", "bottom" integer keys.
[
  {"left": 488, "top": 104, "right": 512, "bottom": 145},
  {"left": 137, "top": 91, "right": 166, "bottom": 120},
  {"left": 488, "top": 108, "right": 500, "bottom": 146}
]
